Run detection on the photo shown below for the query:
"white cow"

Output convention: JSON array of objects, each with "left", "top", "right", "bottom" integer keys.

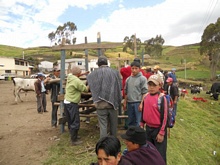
[{"left": 13, "top": 78, "right": 37, "bottom": 103}]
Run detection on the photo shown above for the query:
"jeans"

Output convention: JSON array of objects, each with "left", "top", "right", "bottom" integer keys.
[{"left": 127, "top": 102, "right": 141, "bottom": 127}]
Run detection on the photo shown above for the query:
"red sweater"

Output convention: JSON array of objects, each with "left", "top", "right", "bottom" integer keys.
[{"left": 140, "top": 93, "right": 167, "bottom": 135}]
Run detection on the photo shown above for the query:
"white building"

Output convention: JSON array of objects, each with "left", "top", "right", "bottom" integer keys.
[
  {"left": 0, "top": 57, "right": 33, "bottom": 77},
  {"left": 38, "top": 61, "right": 54, "bottom": 72},
  {"left": 57, "top": 58, "right": 110, "bottom": 74}
]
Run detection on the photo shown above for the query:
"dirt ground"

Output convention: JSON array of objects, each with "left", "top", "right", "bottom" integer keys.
[{"left": 0, "top": 81, "right": 61, "bottom": 165}]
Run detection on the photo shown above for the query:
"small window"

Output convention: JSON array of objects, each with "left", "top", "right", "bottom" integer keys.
[
  {"left": 15, "top": 60, "right": 19, "bottom": 65},
  {"left": 21, "top": 61, "right": 24, "bottom": 66},
  {"left": 78, "top": 62, "right": 82, "bottom": 65}
]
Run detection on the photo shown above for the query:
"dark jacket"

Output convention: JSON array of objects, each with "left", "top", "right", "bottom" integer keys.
[
  {"left": 165, "top": 83, "right": 179, "bottom": 101},
  {"left": 34, "top": 79, "right": 42, "bottom": 95},
  {"left": 46, "top": 75, "right": 60, "bottom": 102},
  {"left": 123, "top": 142, "right": 166, "bottom": 165}
]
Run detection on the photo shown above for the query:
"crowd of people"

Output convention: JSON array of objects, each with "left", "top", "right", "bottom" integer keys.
[{"left": 34, "top": 56, "right": 179, "bottom": 165}]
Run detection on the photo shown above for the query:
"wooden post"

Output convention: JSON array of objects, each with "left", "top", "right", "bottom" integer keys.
[
  {"left": 142, "top": 49, "right": 144, "bottom": 66},
  {"left": 85, "top": 37, "right": 89, "bottom": 71},
  {"left": 59, "top": 50, "right": 65, "bottom": 133}
]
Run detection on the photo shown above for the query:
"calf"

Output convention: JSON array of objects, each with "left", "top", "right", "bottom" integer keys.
[
  {"left": 190, "top": 85, "right": 200, "bottom": 94},
  {"left": 13, "top": 78, "right": 37, "bottom": 103}
]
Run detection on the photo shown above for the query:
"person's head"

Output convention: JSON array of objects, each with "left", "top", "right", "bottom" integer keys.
[
  {"left": 53, "top": 67, "right": 60, "bottom": 77},
  {"left": 153, "top": 65, "right": 160, "bottom": 73},
  {"left": 146, "top": 66, "right": 151, "bottom": 72},
  {"left": 95, "top": 136, "right": 121, "bottom": 165},
  {"left": 147, "top": 75, "right": 162, "bottom": 94},
  {"left": 171, "top": 68, "right": 176, "bottom": 73},
  {"left": 166, "top": 77, "right": 173, "bottom": 85},
  {"left": 130, "top": 61, "right": 140, "bottom": 76},
  {"left": 37, "top": 73, "right": 45, "bottom": 80},
  {"left": 97, "top": 56, "right": 108, "bottom": 67},
  {"left": 71, "top": 66, "right": 81, "bottom": 77},
  {"left": 141, "top": 66, "right": 147, "bottom": 73},
  {"left": 133, "top": 58, "right": 141, "bottom": 64},
  {"left": 121, "top": 126, "right": 146, "bottom": 152}
]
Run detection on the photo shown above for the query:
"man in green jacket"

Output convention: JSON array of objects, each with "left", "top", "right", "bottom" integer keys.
[{"left": 64, "top": 66, "right": 89, "bottom": 145}]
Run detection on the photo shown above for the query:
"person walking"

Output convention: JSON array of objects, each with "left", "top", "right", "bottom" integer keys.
[
  {"left": 87, "top": 56, "right": 122, "bottom": 138},
  {"left": 123, "top": 61, "right": 147, "bottom": 127},
  {"left": 64, "top": 66, "right": 89, "bottom": 145},
  {"left": 34, "top": 73, "right": 48, "bottom": 113},
  {"left": 165, "top": 77, "right": 179, "bottom": 116}
]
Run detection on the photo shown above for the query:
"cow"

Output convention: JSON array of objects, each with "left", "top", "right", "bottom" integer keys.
[
  {"left": 206, "top": 82, "right": 220, "bottom": 100},
  {"left": 13, "top": 78, "right": 37, "bottom": 103},
  {"left": 189, "top": 84, "right": 201, "bottom": 94}
]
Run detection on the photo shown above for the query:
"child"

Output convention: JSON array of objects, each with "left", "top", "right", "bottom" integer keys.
[
  {"left": 140, "top": 75, "right": 168, "bottom": 163},
  {"left": 123, "top": 61, "right": 147, "bottom": 127},
  {"left": 181, "top": 87, "right": 188, "bottom": 99}
]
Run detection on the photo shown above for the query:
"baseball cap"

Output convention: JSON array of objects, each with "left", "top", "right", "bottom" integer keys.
[
  {"left": 148, "top": 75, "right": 162, "bottom": 86},
  {"left": 37, "top": 73, "right": 45, "bottom": 77},
  {"left": 166, "top": 77, "right": 173, "bottom": 83}
]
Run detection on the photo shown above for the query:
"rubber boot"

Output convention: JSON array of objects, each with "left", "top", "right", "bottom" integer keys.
[{"left": 71, "top": 130, "right": 83, "bottom": 146}]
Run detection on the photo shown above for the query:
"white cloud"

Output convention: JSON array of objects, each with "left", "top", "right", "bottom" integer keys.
[{"left": 0, "top": 0, "right": 219, "bottom": 48}]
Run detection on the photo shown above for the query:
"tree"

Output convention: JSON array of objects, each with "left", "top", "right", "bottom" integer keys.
[
  {"left": 200, "top": 17, "right": 220, "bottom": 80},
  {"left": 48, "top": 21, "right": 77, "bottom": 45},
  {"left": 123, "top": 35, "right": 141, "bottom": 53},
  {"left": 144, "top": 35, "right": 165, "bottom": 58}
]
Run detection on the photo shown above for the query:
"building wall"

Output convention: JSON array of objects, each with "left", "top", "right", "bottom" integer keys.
[{"left": 0, "top": 57, "right": 31, "bottom": 77}]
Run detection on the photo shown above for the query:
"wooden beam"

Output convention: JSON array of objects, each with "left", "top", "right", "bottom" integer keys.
[{"left": 52, "top": 43, "right": 122, "bottom": 51}]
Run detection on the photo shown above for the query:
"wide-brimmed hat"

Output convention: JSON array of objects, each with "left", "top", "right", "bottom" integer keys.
[{"left": 121, "top": 126, "right": 146, "bottom": 145}]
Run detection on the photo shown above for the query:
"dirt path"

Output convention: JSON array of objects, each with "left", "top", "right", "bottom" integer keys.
[{"left": 0, "top": 81, "right": 60, "bottom": 165}]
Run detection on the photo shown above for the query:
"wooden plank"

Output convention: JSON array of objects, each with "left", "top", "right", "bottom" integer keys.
[
  {"left": 57, "top": 94, "right": 64, "bottom": 101},
  {"left": 80, "top": 107, "right": 96, "bottom": 114},
  {"left": 52, "top": 43, "right": 122, "bottom": 51},
  {"left": 78, "top": 103, "right": 95, "bottom": 108}
]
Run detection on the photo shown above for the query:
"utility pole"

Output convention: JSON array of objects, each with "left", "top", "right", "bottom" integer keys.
[
  {"left": 134, "top": 33, "right": 137, "bottom": 58},
  {"left": 184, "top": 59, "right": 186, "bottom": 79},
  {"left": 97, "top": 32, "right": 101, "bottom": 57}
]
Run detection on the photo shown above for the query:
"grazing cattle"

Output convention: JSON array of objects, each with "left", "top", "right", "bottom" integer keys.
[
  {"left": 13, "top": 78, "right": 37, "bottom": 103},
  {"left": 206, "top": 82, "right": 220, "bottom": 100},
  {"left": 190, "top": 85, "right": 201, "bottom": 94}
]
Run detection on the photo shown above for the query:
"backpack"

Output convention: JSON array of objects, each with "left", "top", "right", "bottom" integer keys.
[{"left": 159, "top": 93, "right": 175, "bottom": 129}]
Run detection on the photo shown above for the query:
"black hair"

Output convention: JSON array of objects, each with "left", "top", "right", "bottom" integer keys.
[
  {"left": 130, "top": 61, "right": 140, "bottom": 68},
  {"left": 97, "top": 56, "right": 108, "bottom": 67},
  {"left": 95, "top": 136, "right": 121, "bottom": 158}
]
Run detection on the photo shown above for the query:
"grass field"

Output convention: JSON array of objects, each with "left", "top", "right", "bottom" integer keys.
[{"left": 43, "top": 92, "right": 220, "bottom": 165}]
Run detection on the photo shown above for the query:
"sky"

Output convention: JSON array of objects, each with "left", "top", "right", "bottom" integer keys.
[{"left": 0, "top": 0, "right": 220, "bottom": 48}]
